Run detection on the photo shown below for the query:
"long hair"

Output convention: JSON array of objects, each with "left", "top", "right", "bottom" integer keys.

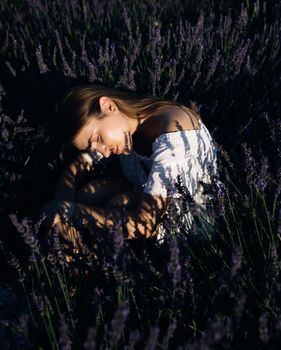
[{"left": 55, "top": 84, "right": 201, "bottom": 146}]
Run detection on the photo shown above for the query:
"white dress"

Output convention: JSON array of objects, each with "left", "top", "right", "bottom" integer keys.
[{"left": 118, "top": 118, "right": 222, "bottom": 244}]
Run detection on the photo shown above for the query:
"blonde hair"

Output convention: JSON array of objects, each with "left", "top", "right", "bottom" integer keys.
[{"left": 55, "top": 84, "right": 200, "bottom": 145}]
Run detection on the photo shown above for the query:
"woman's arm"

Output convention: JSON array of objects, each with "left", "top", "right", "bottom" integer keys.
[
  {"left": 41, "top": 192, "right": 167, "bottom": 239},
  {"left": 54, "top": 153, "right": 96, "bottom": 202}
]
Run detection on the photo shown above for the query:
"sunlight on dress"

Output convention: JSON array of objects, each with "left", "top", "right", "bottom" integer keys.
[{"left": 119, "top": 119, "right": 223, "bottom": 244}]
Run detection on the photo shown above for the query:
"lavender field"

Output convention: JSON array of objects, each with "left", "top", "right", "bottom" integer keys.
[{"left": 0, "top": 0, "right": 281, "bottom": 348}]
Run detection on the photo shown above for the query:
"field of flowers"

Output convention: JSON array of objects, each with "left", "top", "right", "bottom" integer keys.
[{"left": 0, "top": 0, "right": 281, "bottom": 348}]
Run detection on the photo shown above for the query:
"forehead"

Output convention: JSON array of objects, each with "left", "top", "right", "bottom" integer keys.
[{"left": 73, "top": 119, "right": 97, "bottom": 150}]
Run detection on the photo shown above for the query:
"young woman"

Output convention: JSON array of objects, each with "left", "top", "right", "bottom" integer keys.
[{"left": 40, "top": 84, "right": 220, "bottom": 256}]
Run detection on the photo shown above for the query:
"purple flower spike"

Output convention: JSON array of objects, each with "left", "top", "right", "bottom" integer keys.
[
  {"left": 109, "top": 300, "right": 129, "bottom": 347},
  {"left": 59, "top": 314, "right": 72, "bottom": 350}
]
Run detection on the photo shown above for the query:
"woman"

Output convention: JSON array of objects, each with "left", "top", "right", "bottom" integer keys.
[{"left": 40, "top": 84, "right": 220, "bottom": 257}]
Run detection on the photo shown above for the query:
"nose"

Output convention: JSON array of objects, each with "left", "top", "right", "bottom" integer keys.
[
  {"left": 91, "top": 144, "right": 115, "bottom": 158},
  {"left": 101, "top": 145, "right": 114, "bottom": 158}
]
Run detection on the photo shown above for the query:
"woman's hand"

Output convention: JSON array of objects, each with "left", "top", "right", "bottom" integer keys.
[
  {"left": 40, "top": 200, "right": 74, "bottom": 228},
  {"left": 76, "top": 152, "right": 95, "bottom": 172},
  {"left": 77, "top": 151, "right": 103, "bottom": 172},
  {"left": 55, "top": 151, "right": 103, "bottom": 202}
]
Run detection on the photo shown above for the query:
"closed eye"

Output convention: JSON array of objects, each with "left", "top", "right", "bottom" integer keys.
[
  {"left": 87, "top": 135, "right": 100, "bottom": 150},
  {"left": 94, "top": 135, "right": 100, "bottom": 143}
]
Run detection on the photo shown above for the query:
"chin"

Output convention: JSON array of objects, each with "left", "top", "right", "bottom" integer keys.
[{"left": 123, "top": 149, "right": 131, "bottom": 155}]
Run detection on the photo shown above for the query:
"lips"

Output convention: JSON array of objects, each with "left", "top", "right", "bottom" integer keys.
[
  {"left": 116, "top": 145, "right": 122, "bottom": 155},
  {"left": 111, "top": 146, "right": 121, "bottom": 155}
]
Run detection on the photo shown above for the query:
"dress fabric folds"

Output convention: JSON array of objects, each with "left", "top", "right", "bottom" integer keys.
[{"left": 118, "top": 118, "right": 222, "bottom": 243}]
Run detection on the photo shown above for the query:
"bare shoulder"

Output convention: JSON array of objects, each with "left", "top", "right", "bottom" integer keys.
[{"left": 157, "top": 106, "right": 201, "bottom": 136}]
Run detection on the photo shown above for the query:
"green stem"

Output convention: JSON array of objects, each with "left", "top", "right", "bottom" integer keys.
[
  {"left": 252, "top": 209, "right": 267, "bottom": 261},
  {"left": 226, "top": 191, "right": 249, "bottom": 257},
  {"left": 250, "top": 184, "right": 266, "bottom": 260},
  {"left": 227, "top": 177, "right": 244, "bottom": 199},
  {"left": 254, "top": 184, "right": 275, "bottom": 246},
  {"left": 44, "top": 309, "right": 59, "bottom": 350},
  {"left": 272, "top": 193, "right": 279, "bottom": 219},
  {"left": 55, "top": 269, "right": 76, "bottom": 333},
  {"left": 42, "top": 315, "right": 56, "bottom": 350},
  {"left": 129, "top": 287, "right": 142, "bottom": 323},
  {"left": 20, "top": 279, "right": 36, "bottom": 326},
  {"left": 222, "top": 213, "right": 235, "bottom": 245},
  {"left": 32, "top": 258, "right": 64, "bottom": 324},
  {"left": 162, "top": 309, "right": 173, "bottom": 350},
  {"left": 38, "top": 258, "right": 65, "bottom": 316}
]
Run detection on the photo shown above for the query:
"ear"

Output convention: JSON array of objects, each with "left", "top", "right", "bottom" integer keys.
[{"left": 99, "top": 96, "right": 118, "bottom": 113}]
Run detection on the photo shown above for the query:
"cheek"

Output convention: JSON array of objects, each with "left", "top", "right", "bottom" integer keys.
[
  {"left": 103, "top": 128, "right": 127, "bottom": 143},
  {"left": 100, "top": 117, "right": 129, "bottom": 144}
]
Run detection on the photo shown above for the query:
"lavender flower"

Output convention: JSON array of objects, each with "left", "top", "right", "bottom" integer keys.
[
  {"left": 214, "top": 142, "right": 235, "bottom": 170},
  {"left": 36, "top": 44, "right": 50, "bottom": 74},
  {"left": 162, "top": 318, "right": 177, "bottom": 348},
  {"left": 33, "top": 294, "right": 45, "bottom": 316},
  {"left": 270, "top": 245, "right": 279, "bottom": 283},
  {"left": 109, "top": 300, "right": 129, "bottom": 346},
  {"left": 215, "top": 183, "right": 227, "bottom": 216},
  {"left": 277, "top": 208, "right": 281, "bottom": 239},
  {"left": 54, "top": 29, "right": 76, "bottom": 78},
  {"left": 232, "top": 38, "right": 252, "bottom": 76},
  {"left": 9, "top": 214, "right": 42, "bottom": 264},
  {"left": 51, "top": 225, "right": 67, "bottom": 267},
  {"left": 52, "top": 44, "right": 58, "bottom": 67},
  {"left": 86, "top": 60, "right": 98, "bottom": 83},
  {"left": 9, "top": 33, "right": 18, "bottom": 51},
  {"left": 59, "top": 314, "right": 72, "bottom": 350},
  {"left": 19, "top": 37, "right": 30, "bottom": 67},
  {"left": 4, "top": 61, "right": 17, "bottom": 77},
  {"left": 0, "top": 241, "right": 25, "bottom": 282},
  {"left": 65, "top": 36, "right": 77, "bottom": 74},
  {"left": 126, "top": 330, "right": 140, "bottom": 350},
  {"left": 230, "top": 245, "right": 243, "bottom": 278},
  {"left": 104, "top": 38, "right": 110, "bottom": 67},
  {"left": 122, "top": 5, "right": 132, "bottom": 35},
  {"left": 274, "top": 167, "right": 281, "bottom": 197},
  {"left": 47, "top": 251, "right": 59, "bottom": 274},
  {"left": 275, "top": 312, "right": 281, "bottom": 335},
  {"left": 44, "top": 295, "right": 53, "bottom": 314},
  {"left": 259, "top": 312, "right": 269, "bottom": 344},
  {"left": 256, "top": 156, "right": 269, "bottom": 193},
  {"left": 113, "top": 226, "right": 125, "bottom": 262},
  {"left": 243, "top": 194, "right": 251, "bottom": 209},
  {"left": 233, "top": 293, "right": 247, "bottom": 325},
  {"left": 241, "top": 143, "right": 258, "bottom": 184},
  {"left": 175, "top": 174, "right": 198, "bottom": 217},
  {"left": 145, "top": 326, "right": 160, "bottom": 350},
  {"left": 83, "top": 326, "right": 96, "bottom": 350},
  {"left": 205, "top": 49, "right": 221, "bottom": 84},
  {"left": 168, "top": 236, "right": 181, "bottom": 286},
  {"left": 17, "top": 313, "right": 29, "bottom": 343}
]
